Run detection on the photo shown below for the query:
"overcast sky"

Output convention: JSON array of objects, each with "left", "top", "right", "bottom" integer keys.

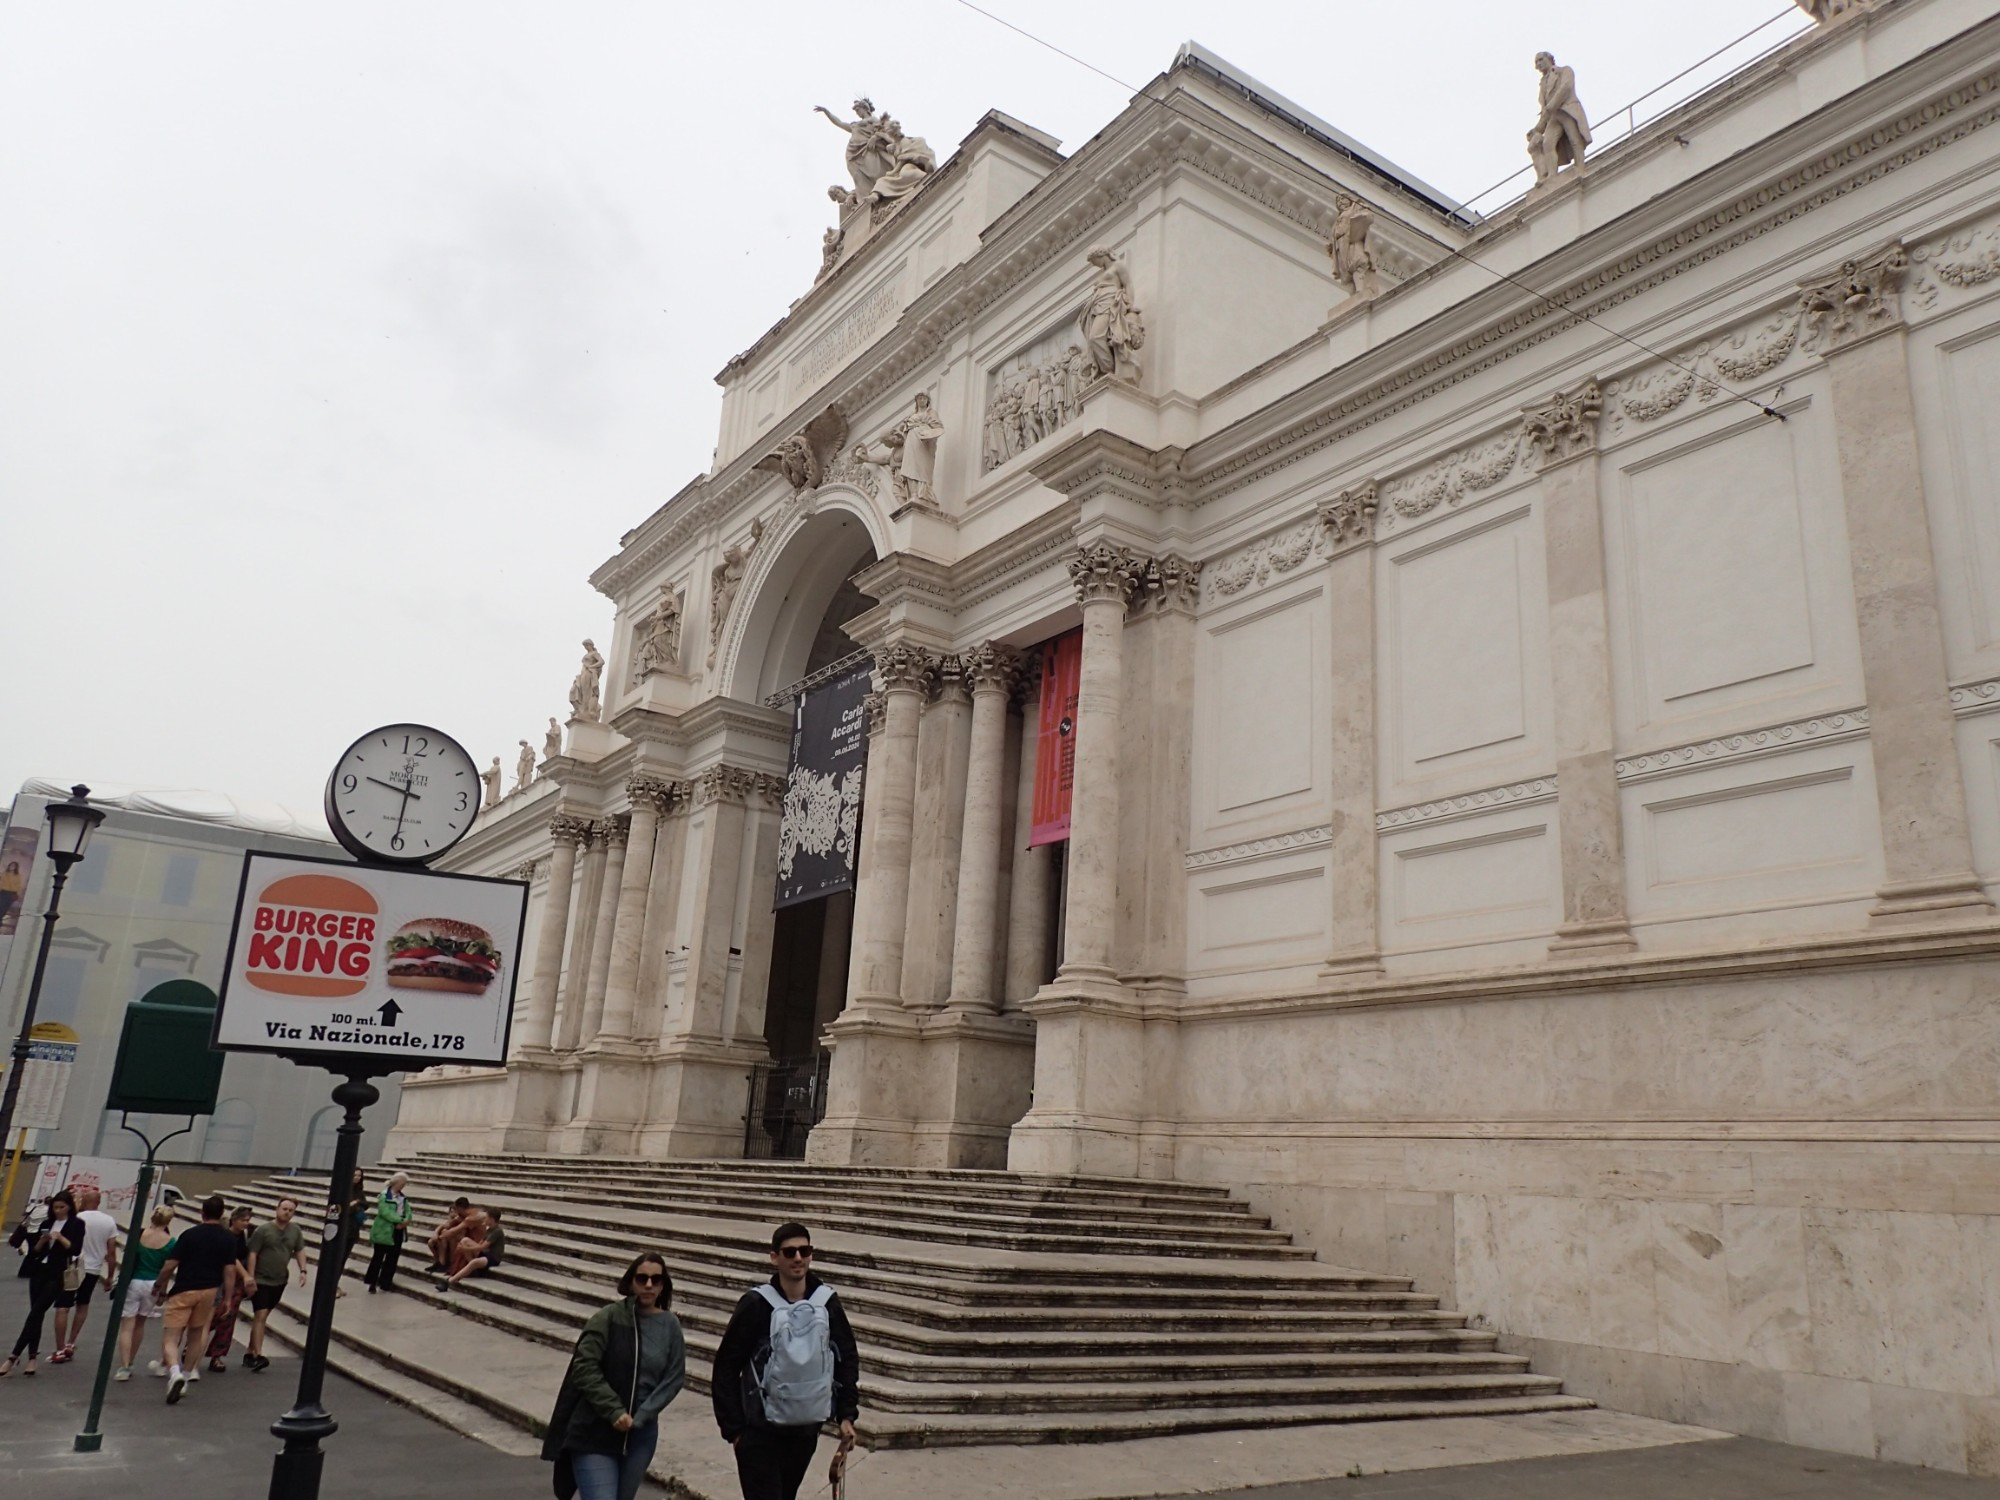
[{"left": 0, "top": 1, "right": 1810, "bottom": 821}]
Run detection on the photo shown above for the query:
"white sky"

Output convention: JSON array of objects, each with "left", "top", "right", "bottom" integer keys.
[{"left": 0, "top": 1, "right": 1810, "bottom": 817}]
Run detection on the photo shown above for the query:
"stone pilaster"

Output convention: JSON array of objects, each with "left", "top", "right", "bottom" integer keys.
[
  {"left": 1804, "top": 244, "right": 1995, "bottom": 926},
  {"left": 1318, "top": 484, "right": 1386, "bottom": 977},
  {"left": 598, "top": 778, "right": 672, "bottom": 1042},
  {"left": 1128, "top": 554, "right": 1201, "bottom": 993},
  {"left": 1002, "top": 668, "right": 1053, "bottom": 1008},
  {"left": 845, "top": 646, "right": 930, "bottom": 1008},
  {"left": 553, "top": 823, "right": 608, "bottom": 1052},
  {"left": 516, "top": 815, "right": 591, "bottom": 1055},
  {"left": 902, "top": 654, "right": 973, "bottom": 1008},
  {"left": 946, "top": 644, "right": 1022, "bottom": 1013},
  {"left": 1528, "top": 382, "right": 1637, "bottom": 957},
  {"left": 633, "top": 783, "right": 691, "bottom": 1044}
]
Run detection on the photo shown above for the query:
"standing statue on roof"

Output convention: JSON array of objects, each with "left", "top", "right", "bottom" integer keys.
[
  {"left": 815, "top": 99, "right": 895, "bottom": 204},
  {"left": 867, "top": 119, "right": 936, "bottom": 209},
  {"left": 1328, "top": 196, "right": 1384, "bottom": 299},
  {"left": 1528, "top": 52, "right": 1592, "bottom": 187}
]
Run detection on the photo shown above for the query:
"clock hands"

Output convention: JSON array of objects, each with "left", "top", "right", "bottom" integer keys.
[{"left": 365, "top": 775, "right": 420, "bottom": 800}]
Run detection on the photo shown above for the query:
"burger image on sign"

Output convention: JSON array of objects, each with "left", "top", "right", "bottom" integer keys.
[{"left": 384, "top": 918, "right": 501, "bottom": 995}]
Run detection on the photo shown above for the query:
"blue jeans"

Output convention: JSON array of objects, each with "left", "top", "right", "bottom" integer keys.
[{"left": 570, "top": 1422, "right": 658, "bottom": 1500}]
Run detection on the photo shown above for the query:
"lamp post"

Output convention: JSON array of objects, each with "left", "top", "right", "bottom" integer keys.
[{"left": 0, "top": 785, "right": 105, "bottom": 1216}]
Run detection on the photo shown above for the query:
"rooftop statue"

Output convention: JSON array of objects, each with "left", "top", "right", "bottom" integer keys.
[
  {"left": 1528, "top": 52, "right": 1592, "bottom": 188},
  {"left": 545, "top": 716, "right": 564, "bottom": 761},
  {"left": 1077, "top": 247, "right": 1145, "bottom": 383},
  {"left": 1328, "top": 196, "right": 1383, "bottom": 299},
  {"left": 516, "top": 740, "right": 536, "bottom": 793},
  {"left": 816, "top": 98, "right": 895, "bottom": 206},
  {"left": 569, "top": 638, "right": 604, "bottom": 722},
  {"left": 868, "top": 120, "right": 937, "bottom": 208}
]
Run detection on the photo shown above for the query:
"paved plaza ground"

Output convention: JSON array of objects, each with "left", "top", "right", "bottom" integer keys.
[{"left": 5, "top": 1269, "right": 1997, "bottom": 1498}]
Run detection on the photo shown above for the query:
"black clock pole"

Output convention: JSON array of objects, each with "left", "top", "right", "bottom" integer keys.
[{"left": 267, "top": 1067, "right": 381, "bottom": 1500}]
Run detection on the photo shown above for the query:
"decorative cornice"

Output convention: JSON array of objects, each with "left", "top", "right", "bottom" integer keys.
[
  {"left": 1318, "top": 481, "right": 1378, "bottom": 551},
  {"left": 1951, "top": 677, "right": 2000, "bottom": 717},
  {"left": 1186, "top": 824, "right": 1333, "bottom": 870},
  {"left": 1615, "top": 708, "right": 1871, "bottom": 781},
  {"left": 1376, "top": 777, "right": 1559, "bottom": 832},
  {"left": 1067, "top": 539, "right": 1147, "bottom": 609},
  {"left": 1184, "top": 65, "right": 2000, "bottom": 509},
  {"left": 1522, "top": 381, "right": 1603, "bottom": 467},
  {"left": 1800, "top": 240, "right": 1909, "bottom": 354}
]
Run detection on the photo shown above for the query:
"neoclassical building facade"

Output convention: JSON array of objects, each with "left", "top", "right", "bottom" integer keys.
[{"left": 391, "top": 0, "right": 2000, "bottom": 1466}]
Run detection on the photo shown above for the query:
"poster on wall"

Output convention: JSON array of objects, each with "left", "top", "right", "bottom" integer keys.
[
  {"left": 15, "top": 1022, "right": 78, "bottom": 1132},
  {"left": 0, "top": 822, "right": 37, "bottom": 937},
  {"left": 214, "top": 852, "right": 526, "bottom": 1068},
  {"left": 1030, "top": 629, "right": 1083, "bottom": 848},
  {"left": 29, "top": 1154, "right": 166, "bottom": 1219},
  {"left": 774, "top": 661, "right": 872, "bottom": 909}
]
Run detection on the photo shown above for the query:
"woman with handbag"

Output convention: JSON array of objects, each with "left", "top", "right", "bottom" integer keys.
[
  {"left": 363, "top": 1173, "right": 414, "bottom": 1293},
  {"left": 542, "top": 1250, "right": 686, "bottom": 1500},
  {"left": 3, "top": 1191, "right": 82, "bottom": 1376}
]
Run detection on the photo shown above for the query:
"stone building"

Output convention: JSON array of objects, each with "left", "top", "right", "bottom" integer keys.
[{"left": 390, "top": 0, "right": 2000, "bottom": 1469}]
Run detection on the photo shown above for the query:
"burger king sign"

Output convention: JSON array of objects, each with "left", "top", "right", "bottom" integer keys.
[{"left": 214, "top": 852, "right": 527, "bottom": 1067}]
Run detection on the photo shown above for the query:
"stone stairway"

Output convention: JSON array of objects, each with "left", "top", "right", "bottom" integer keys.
[{"left": 200, "top": 1155, "right": 1586, "bottom": 1448}]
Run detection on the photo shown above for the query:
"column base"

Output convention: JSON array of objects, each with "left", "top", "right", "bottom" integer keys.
[
  {"left": 1008, "top": 978, "right": 1145, "bottom": 1178},
  {"left": 1319, "top": 949, "right": 1385, "bottom": 982},
  {"left": 1869, "top": 874, "right": 1997, "bottom": 928},
  {"left": 806, "top": 1007, "right": 924, "bottom": 1166},
  {"left": 908, "top": 1010, "right": 1034, "bottom": 1170},
  {"left": 631, "top": 1038, "right": 771, "bottom": 1159},
  {"left": 1548, "top": 917, "right": 1637, "bottom": 958},
  {"left": 561, "top": 1040, "right": 653, "bottom": 1153}
]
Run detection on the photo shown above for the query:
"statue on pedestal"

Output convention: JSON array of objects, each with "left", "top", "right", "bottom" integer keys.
[
  {"left": 1528, "top": 52, "right": 1592, "bottom": 187},
  {"left": 707, "top": 519, "right": 765, "bottom": 668},
  {"left": 815, "top": 99, "right": 895, "bottom": 205},
  {"left": 481, "top": 757, "right": 503, "bottom": 806},
  {"left": 1329, "top": 196, "right": 1384, "bottom": 298},
  {"left": 569, "top": 638, "right": 604, "bottom": 722},
  {"left": 515, "top": 740, "right": 536, "bottom": 794},
  {"left": 633, "top": 583, "right": 684, "bottom": 678},
  {"left": 867, "top": 120, "right": 936, "bottom": 209},
  {"left": 1077, "top": 247, "right": 1145, "bottom": 383},
  {"left": 863, "top": 392, "right": 945, "bottom": 509},
  {"left": 545, "top": 717, "right": 564, "bottom": 761}
]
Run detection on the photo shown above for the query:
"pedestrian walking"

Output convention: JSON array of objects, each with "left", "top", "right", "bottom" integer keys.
[
  {"left": 542, "top": 1251, "right": 686, "bottom": 1500},
  {"left": 711, "top": 1223, "right": 858, "bottom": 1500},
  {"left": 242, "top": 1196, "right": 309, "bottom": 1372},
  {"left": 154, "top": 1194, "right": 240, "bottom": 1403},
  {"left": 2, "top": 1191, "right": 82, "bottom": 1376},
  {"left": 50, "top": 1186, "right": 120, "bottom": 1364},
  {"left": 438, "top": 1206, "right": 505, "bottom": 1290},
  {"left": 114, "top": 1204, "right": 178, "bottom": 1381},
  {"left": 363, "top": 1173, "right": 414, "bottom": 1293},
  {"left": 202, "top": 1204, "right": 255, "bottom": 1371}
]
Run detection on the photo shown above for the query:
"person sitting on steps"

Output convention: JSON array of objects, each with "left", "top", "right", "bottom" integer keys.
[{"left": 438, "top": 1206, "right": 505, "bottom": 1291}]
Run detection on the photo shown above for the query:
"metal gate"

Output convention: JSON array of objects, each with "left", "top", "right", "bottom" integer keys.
[{"left": 743, "top": 1051, "right": 830, "bottom": 1160}]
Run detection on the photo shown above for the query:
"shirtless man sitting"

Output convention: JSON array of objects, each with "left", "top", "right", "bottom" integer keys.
[{"left": 425, "top": 1198, "right": 475, "bottom": 1272}]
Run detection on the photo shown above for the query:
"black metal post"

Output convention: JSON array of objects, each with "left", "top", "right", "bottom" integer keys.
[
  {"left": 267, "top": 1071, "right": 377, "bottom": 1500},
  {"left": 75, "top": 1115, "right": 194, "bottom": 1452},
  {"left": 0, "top": 864, "right": 71, "bottom": 1160}
]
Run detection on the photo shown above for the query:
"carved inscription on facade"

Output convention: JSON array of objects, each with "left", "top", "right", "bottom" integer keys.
[{"left": 795, "top": 278, "right": 902, "bottom": 391}]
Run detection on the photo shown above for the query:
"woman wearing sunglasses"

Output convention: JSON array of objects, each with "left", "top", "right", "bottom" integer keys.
[{"left": 542, "top": 1250, "right": 686, "bottom": 1500}]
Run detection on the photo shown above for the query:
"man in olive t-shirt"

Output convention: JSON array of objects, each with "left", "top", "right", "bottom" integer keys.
[{"left": 242, "top": 1198, "right": 308, "bottom": 1372}]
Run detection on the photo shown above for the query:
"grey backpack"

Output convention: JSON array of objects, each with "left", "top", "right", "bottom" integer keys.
[{"left": 749, "top": 1283, "right": 835, "bottom": 1427}]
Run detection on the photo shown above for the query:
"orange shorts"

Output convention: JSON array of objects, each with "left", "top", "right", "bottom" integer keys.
[{"left": 161, "top": 1288, "right": 217, "bottom": 1332}]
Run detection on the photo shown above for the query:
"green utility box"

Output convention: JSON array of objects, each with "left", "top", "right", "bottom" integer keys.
[{"left": 106, "top": 979, "right": 223, "bottom": 1115}]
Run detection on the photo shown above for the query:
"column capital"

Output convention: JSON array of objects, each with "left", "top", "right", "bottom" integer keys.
[
  {"left": 1318, "top": 481, "right": 1378, "bottom": 553},
  {"left": 930, "top": 653, "right": 971, "bottom": 704},
  {"left": 626, "top": 775, "right": 678, "bottom": 816},
  {"left": 962, "top": 642, "right": 1023, "bottom": 696},
  {"left": 601, "top": 813, "right": 631, "bottom": 849},
  {"left": 1139, "top": 553, "right": 1203, "bottom": 614},
  {"left": 509, "top": 858, "right": 540, "bottom": 883},
  {"left": 863, "top": 690, "right": 888, "bottom": 735},
  {"left": 1801, "top": 241, "right": 1909, "bottom": 356},
  {"left": 549, "top": 813, "right": 595, "bottom": 847},
  {"left": 1523, "top": 382, "right": 1603, "bottom": 469},
  {"left": 875, "top": 642, "right": 935, "bottom": 694},
  {"left": 692, "top": 764, "right": 785, "bottom": 808},
  {"left": 1067, "top": 539, "right": 1146, "bottom": 610}
]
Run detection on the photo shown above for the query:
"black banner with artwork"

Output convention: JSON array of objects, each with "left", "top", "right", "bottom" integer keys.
[{"left": 774, "top": 661, "right": 871, "bottom": 909}]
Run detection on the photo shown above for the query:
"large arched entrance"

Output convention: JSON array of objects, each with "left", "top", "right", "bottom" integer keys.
[{"left": 725, "top": 499, "right": 880, "bottom": 1156}]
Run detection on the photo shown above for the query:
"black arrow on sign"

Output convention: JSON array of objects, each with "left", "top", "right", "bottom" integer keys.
[{"left": 378, "top": 999, "right": 403, "bottom": 1028}]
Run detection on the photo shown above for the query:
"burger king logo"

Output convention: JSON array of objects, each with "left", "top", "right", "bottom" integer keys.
[{"left": 245, "top": 873, "right": 378, "bottom": 997}]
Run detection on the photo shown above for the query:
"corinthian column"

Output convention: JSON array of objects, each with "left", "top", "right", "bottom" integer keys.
[
  {"left": 1803, "top": 245, "right": 1994, "bottom": 926},
  {"left": 1059, "top": 540, "right": 1146, "bottom": 983},
  {"left": 598, "top": 777, "right": 670, "bottom": 1041},
  {"left": 517, "top": 815, "right": 590, "bottom": 1055},
  {"left": 554, "top": 824, "right": 607, "bottom": 1052},
  {"left": 577, "top": 815, "right": 629, "bottom": 1044},
  {"left": 946, "top": 644, "right": 1020, "bottom": 1013},
  {"left": 846, "top": 645, "right": 931, "bottom": 1007},
  {"left": 1527, "top": 382, "right": 1635, "bottom": 957}
]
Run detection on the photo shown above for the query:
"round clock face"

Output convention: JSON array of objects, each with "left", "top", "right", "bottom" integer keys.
[{"left": 323, "top": 724, "right": 481, "bottom": 865}]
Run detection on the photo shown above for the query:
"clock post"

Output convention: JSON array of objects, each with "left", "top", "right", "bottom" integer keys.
[{"left": 203, "top": 725, "right": 525, "bottom": 1500}]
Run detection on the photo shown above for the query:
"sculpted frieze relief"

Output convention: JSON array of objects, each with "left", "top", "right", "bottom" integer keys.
[
  {"left": 1207, "top": 518, "right": 1321, "bottom": 599},
  {"left": 1910, "top": 215, "right": 2000, "bottom": 311},
  {"left": 1950, "top": 677, "right": 2000, "bottom": 717},
  {"left": 630, "top": 582, "right": 686, "bottom": 684},
  {"left": 1615, "top": 708, "right": 1870, "bottom": 781},
  {"left": 1378, "top": 430, "right": 1522, "bottom": 530},
  {"left": 982, "top": 334, "right": 1095, "bottom": 473},
  {"left": 1376, "top": 777, "right": 1558, "bottom": 832},
  {"left": 1185, "top": 824, "right": 1334, "bottom": 871}
]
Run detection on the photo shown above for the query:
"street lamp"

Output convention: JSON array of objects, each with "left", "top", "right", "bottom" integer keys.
[{"left": 0, "top": 785, "right": 106, "bottom": 1210}]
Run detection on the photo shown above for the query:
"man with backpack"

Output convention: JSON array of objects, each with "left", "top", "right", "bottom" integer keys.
[{"left": 711, "top": 1222, "right": 859, "bottom": 1500}]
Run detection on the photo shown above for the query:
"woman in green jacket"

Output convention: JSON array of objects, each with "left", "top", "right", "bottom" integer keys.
[
  {"left": 542, "top": 1251, "right": 686, "bottom": 1500},
  {"left": 362, "top": 1173, "right": 413, "bottom": 1294}
]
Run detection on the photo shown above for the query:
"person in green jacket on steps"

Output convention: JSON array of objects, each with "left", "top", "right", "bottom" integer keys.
[
  {"left": 363, "top": 1173, "right": 414, "bottom": 1294},
  {"left": 542, "top": 1250, "right": 687, "bottom": 1500}
]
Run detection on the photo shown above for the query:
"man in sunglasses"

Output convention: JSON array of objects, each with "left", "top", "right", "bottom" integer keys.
[{"left": 712, "top": 1222, "right": 860, "bottom": 1500}]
